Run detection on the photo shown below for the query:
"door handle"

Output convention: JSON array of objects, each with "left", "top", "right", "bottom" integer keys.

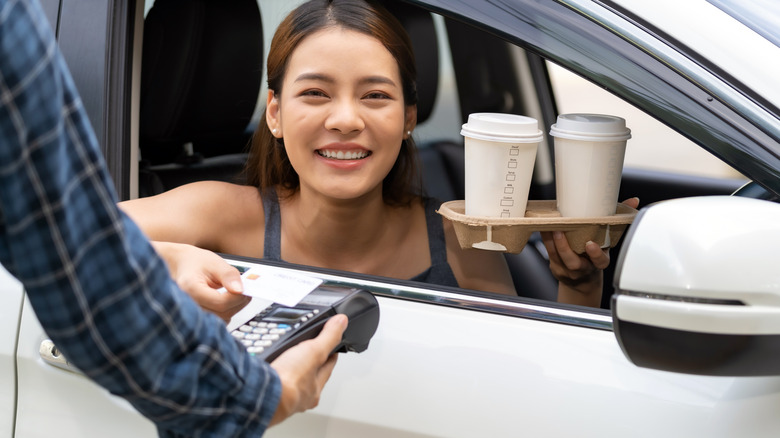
[{"left": 39, "top": 339, "right": 83, "bottom": 375}]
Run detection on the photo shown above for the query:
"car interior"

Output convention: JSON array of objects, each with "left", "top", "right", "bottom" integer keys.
[
  {"left": 138, "top": 0, "right": 263, "bottom": 197},
  {"left": 136, "top": 0, "right": 748, "bottom": 308}
]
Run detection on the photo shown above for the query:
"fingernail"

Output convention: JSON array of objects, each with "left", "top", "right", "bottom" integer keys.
[
  {"left": 230, "top": 280, "right": 244, "bottom": 293},
  {"left": 554, "top": 231, "right": 564, "bottom": 240},
  {"left": 334, "top": 314, "right": 348, "bottom": 327}
]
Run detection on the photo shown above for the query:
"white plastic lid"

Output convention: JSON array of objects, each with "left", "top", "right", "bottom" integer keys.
[
  {"left": 460, "top": 113, "right": 544, "bottom": 143},
  {"left": 549, "top": 113, "right": 632, "bottom": 141}
]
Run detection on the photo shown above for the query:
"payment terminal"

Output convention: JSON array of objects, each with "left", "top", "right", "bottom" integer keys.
[{"left": 230, "top": 284, "right": 380, "bottom": 362}]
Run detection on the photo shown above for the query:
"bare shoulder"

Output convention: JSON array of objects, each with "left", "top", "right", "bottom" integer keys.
[
  {"left": 119, "top": 182, "right": 264, "bottom": 249},
  {"left": 121, "top": 181, "right": 260, "bottom": 219},
  {"left": 442, "top": 218, "right": 517, "bottom": 296}
]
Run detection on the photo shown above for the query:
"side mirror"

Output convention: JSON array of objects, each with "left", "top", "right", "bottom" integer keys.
[{"left": 612, "top": 196, "right": 780, "bottom": 376}]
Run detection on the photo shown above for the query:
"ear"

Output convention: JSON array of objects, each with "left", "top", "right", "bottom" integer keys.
[
  {"left": 404, "top": 104, "right": 418, "bottom": 139},
  {"left": 266, "top": 90, "right": 281, "bottom": 137}
]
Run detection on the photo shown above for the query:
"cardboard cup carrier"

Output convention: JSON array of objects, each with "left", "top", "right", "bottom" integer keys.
[{"left": 439, "top": 113, "right": 637, "bottom": 254}]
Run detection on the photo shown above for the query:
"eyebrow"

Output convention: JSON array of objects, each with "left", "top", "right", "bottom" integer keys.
[{"left": 294, "top": 72, "right": 398, "bottom": 87}]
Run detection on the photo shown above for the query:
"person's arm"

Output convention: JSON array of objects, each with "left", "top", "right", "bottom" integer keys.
[
  {"left": 542, "top": 197, "right": 640, "bottom": 307},
  {"left": 0, "top": 1, "right": 343, "bottom": 435},
  {"left": 543, "top": 232, "right": 607, "bottom": 307},
  {"left": 117, "top": 181, "right": 265, "bottom": 320},
  {"left": 444, "top": 220, "right": 517, "bottom": 295},
  {"left": 118, "top": 181, "right": 247, "bottom": 248}
]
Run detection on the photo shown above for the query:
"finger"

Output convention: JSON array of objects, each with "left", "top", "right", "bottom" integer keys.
[
  {"left": 540, "top": 231, "right": 562, "bottom": 265},
  {"left": 187, "top": 279, "right": 247, "bottom": 307},
  {"left": 216, "top": 295, "right": 252, "bottom": 322},
  {"left": 620, "top": 197, "right": 640, "bottom": 209},
  {"left": 314, "top": 315, "right": 348, "bottom": 355},
  {"left": 583, "top": 241, "right": 610, "bottom": 270},
  {"left": 553, "top": 231, "right": 586, "bottom": 270},
  {"left": 211, "top": 263, "right": 244, "bottom": 295},
  {"left": 269, "top": 315, "right": 347, "bottom": 384},
  {"left": 178, "top": 276, "right": 217, "bottom": 304},
  {"left": 182, "top": 277, "right": 250, "bottom": 318}
]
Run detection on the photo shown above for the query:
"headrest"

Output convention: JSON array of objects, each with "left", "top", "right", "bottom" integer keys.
[
  {"left": 382, "top": 2, "right": 439, "bottom": 125},
  {"left": 140, "top": 0, "right": 263, "bottom": 165}
]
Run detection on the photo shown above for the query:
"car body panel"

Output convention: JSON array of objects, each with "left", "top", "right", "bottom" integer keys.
[
  {"left": 614, "top": 0, "right": 780, "bottom": 114},
  {"left": 15, "top": 294, "right": 156, "bottom": 437},
  {"left": 47, "top": 0, "right": 136, "bottom": 199},
  {"left": 12, "top": 260, "right": 780, "bottom": 437},
  {"left": 0, "top": 266, "right": 23, "bottom": 438},
  {"left": 258, "top": 267, "right": 780, "bottom": 438}
]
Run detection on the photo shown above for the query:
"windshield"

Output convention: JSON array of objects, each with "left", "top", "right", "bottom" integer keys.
[{"left": 708, "top": 0, "right": 780, "bottom": 48}]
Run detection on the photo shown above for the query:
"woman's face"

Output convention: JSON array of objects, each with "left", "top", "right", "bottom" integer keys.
[{"left": 266, "top": 28, "right": 416, "bottom": 202}]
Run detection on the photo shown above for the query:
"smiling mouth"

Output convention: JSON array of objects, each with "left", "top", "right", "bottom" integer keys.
[{"left": 317, "top": 149, "right": 372, "bottom": 160}]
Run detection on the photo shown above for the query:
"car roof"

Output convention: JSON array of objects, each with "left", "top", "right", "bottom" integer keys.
[{"left": 611, "top": 0, "right": 780, "bottom": 112}]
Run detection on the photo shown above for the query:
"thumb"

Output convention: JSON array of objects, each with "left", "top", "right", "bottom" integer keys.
[
  {"left": 315, "top": 314, "right": 349, "bottom": 352},
  {"left": 216, "top": 265, "right": 244, "bottom": 295}
]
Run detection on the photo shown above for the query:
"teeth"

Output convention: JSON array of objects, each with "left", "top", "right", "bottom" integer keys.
[{"left": 317, "top": 150, "right": 370, "bottom": 160}]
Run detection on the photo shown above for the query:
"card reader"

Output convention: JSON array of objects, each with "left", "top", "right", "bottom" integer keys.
[{"left": 230, "top": 284, "right": 380, "bottom": 362}]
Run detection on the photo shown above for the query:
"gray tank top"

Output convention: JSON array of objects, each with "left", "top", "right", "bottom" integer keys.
[{"left": 262, "top": 190, "right": 459, "bottom": 287}]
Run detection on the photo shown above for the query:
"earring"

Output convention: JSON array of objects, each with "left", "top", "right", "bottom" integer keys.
[
  {"left": 406, "top": 130, "right": 412, "bottom": 137},
  {"left": 272, "top": 128, "right": 278, "bottom": 134}
]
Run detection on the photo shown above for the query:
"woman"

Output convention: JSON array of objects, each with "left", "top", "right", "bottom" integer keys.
[{"left": 121, "top": 0, "right": 626, "bottom": 318}]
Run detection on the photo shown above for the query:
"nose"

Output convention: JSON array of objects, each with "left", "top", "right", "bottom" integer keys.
[{"left": 324, "top": 98, "right": 365, "bottom": 134}]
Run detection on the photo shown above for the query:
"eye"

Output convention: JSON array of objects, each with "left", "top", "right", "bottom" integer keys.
[
  {"left": 363, "top": 91, "right": 392, "bottom": 100},
  {"left": 300, "top": 89, "right": 328, "bottom": 98}
]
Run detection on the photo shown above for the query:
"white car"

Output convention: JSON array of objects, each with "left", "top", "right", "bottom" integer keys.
[{"left": 4, "top": 0, "right": 780, "bottom": 436}]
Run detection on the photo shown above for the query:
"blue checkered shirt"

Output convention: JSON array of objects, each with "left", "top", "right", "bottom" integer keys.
[{"left": 0, "top": 0, "right": 280, "bottom": 435}]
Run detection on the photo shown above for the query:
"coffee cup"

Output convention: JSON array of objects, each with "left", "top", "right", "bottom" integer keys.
[
  {"left": 550, "top": 114, "right": 631, "bottom": 217},
  {"left": 461, "top": 113, "right": 543, "bottom": 218}
]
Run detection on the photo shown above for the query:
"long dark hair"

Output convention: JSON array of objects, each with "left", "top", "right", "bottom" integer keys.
[{"left": 245, "top": 0, "right": 421, "bottom": 206}]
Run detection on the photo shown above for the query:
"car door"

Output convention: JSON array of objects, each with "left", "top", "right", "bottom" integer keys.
[
  {"left": 264, "top": 264, "right": 780, "bottom": 438},
  {"left": 41, "top": 0, "right": 137, "bottom": 200},
  {"left": 269, "top": 0, "right": 780, "bottom": 435},
  {"left": 14, "top": 296, "right": 156, "bottom": 437},
  {"left": 0, "top": 266, "right": 23, "bottom": 438}
]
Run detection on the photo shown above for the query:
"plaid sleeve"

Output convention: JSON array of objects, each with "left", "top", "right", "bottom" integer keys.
[{"left": 0, "top": 0, "right": 280, "bottom": 436}]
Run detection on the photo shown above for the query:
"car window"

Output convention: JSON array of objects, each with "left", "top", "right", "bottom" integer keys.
[
  {"left": 136, "top": 0, "right": 610, "bottom": 309},
  {"left": 408, "top": 14, "right": 463, "bottom": 147},
  {"left": 547, "top": 61, "right": 744, "bottom": 180},
  {"left": 145, "top": 0, "right": 746, "bottom": 311}
]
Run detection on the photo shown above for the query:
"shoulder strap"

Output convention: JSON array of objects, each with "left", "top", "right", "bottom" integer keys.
[
  {"left": 423, "top": 198, "right": 448, "bottom": 265},
  {"left": 262, "top": 189, "right": 282, "bottom": 260}
]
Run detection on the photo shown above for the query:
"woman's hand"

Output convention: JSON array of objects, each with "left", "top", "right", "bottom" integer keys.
[
  {"left": 542, "top": 197, "right": 640, "bottom": 307},
  {"left": 152, "top": 241, "right": 251, "bottom": 322}
]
